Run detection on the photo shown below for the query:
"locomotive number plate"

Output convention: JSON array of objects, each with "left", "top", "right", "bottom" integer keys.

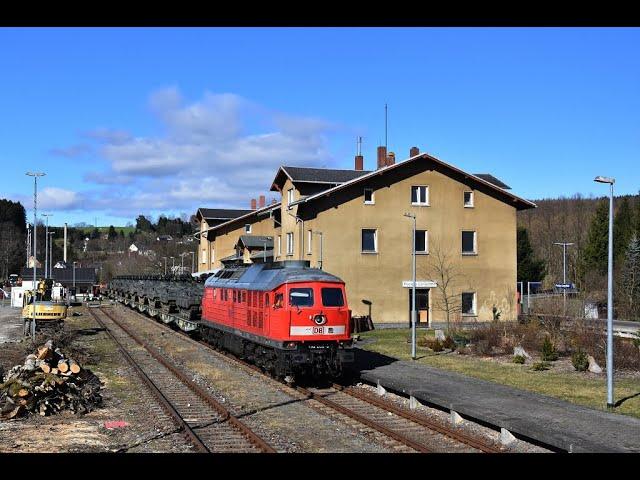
[{"left": 289, "top": 326, "right": 346, "bottom": 336}]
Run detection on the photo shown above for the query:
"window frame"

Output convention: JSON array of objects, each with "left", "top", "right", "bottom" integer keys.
[
  {"left": 461, "top": 292, "right": 477, "bottom": 316},
  {"left": 244, "top": 223, "right": 252, "bottom": 233},
  {"left": 286, "top": 232, "right": 294, "bottom": 256},
  {"left": 411, "top": 185, "right": 430, "bottom": 206},
  {"left": 277, "top": 235, "right": 281, "bottom": 257},
  {"left": 307, "top": 229, "right": 312, "bottom": 255},
  {"left": 287, "top": 188, "right": 295, "bottom": 206},
  {"left": 364, "top": 188, "right": 375, "bottom": 205},
  {"left": 461, "top": 230, "right": 477, "bottom": 255},
  {"left": 464, "top": 191, "right": 474, "bottom": 208},
  {"left": 201, "top": 249, "right": 207, "bottom": 263},
  {"left": 415, "top": 229, "right": 429, "bottom": 254},
  {"left": 361, "top": 228, "right": 378, "bottom": 254}
]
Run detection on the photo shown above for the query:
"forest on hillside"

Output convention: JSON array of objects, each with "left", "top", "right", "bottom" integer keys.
[{"left": 517, "top": 193, "right": 640, "bottom": 319}]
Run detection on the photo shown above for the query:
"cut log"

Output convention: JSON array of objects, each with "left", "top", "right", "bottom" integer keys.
[
  {"left": 57, "top": 361, "right": 69, "bottom": 373},
  {"left": 40, "top": 363, "right": 51, "bottom": 374},
  {"left": 51, "top": 368, "right": 58, "bottom": 375},
  {"left": 37, "top": 347, "right": 51, "bottom": 360},
  {"left": 69, "top": 360, "right": 81, "bottom": 374},
  {"left": 17, "top": 388, "right": 29, "bottom": 398}
]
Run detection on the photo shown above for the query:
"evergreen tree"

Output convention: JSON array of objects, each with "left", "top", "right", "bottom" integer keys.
[
  {"left": 90, "top": 227, "right": 100, "bottom": 239},
  {"left": 620, "top": 234, "right": 640, "bottom": 320},
  {"left": 614, "top": 197, "right": 634, "bottom": 264},
  {"left": 634, "top": 193, "right": 640, "bottom": 238},
  {"left": 135, "top": 215, "right": 154, "bottom": 232},
  {"left": 517, "top": 226, "right": 546, "bottom": 282},
  {"left": 107, "top": 225, "right": 118, "bottom": 241},
  {"left": 581, "top": 200, "right": 609, "bottom": 277}
]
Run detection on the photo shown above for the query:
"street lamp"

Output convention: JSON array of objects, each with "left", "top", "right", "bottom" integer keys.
[
  {"left": 553, "top": 242, "right": 574, "bottom": 315},
  {"left": 162, "top": 257, "right": 167, "bottom": 276},
  {"left": 190, "top": 251, "right": 195, "bottom": 273},
  {"left": 404, "top": 212, "right": 417, "bottom": 360},
  {"left": 26, "top": 171, "right": 45, "bottom": 339},
  {"left": 594, "top": 175, "right": 615, "bottom": 409},
  {"left": 171, "top": 257, "right": 175, "bottom": 275},
  {"left": 42, "top": 213, "right": 52, "bottom": 278}
]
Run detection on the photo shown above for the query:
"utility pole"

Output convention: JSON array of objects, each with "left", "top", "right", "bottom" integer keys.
[
  {"left": 42, "top": 213, "right": 52, "bottom": 278},
  {"left": 26, "top": 222, "right": 31, "bottom": 268},
  {"left": 190, "top": 251, "right": 195, "bottom": 273},
  {"left": 26, "top": 171, "right": 45, "bottom": 340},
  {"left": 404, "top": 212, "right": 417, "bottom": 360},
  {"left": 162, "top": 257, "right": 167, "bottom": 275},
  {"left": 594, "top": 175, "right": 615, "bottom": 409},
  {"left": 553, "top": 242, "right": 574, "bottom": 316},
  {"left": 48, "top": 232, "right": 55, "bottom": 279}
]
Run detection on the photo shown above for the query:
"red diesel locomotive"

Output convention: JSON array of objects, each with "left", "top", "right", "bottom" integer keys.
[{"left": 200, "top": 260, "right": 354, "bottom": 380}]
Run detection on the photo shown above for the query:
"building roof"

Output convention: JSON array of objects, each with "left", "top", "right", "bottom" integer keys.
[
  {"left": 197, "top": 208, "right": 253, "bottom": 222},
  {"left": 271, "top": 166, "right": 371, "bottom": 191},
  {"left": 250, "top": 249, "right": 274, "bottom": 260},
  {"left": 473, "top": 174, "right": 511, "bottom": 190},
  {"left": 289, "top": 152, "right": 536, "bottom": 211},
  {"left": 238, "top": 235, "right": 274, "bottom": 249}
]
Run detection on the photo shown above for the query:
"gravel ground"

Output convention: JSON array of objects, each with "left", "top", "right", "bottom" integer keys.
[{"left": 0, "top": 305, "right": 23, "bottom": 344}]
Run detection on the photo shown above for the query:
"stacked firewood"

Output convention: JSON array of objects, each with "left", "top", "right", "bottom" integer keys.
[{"left": 0, "top": 340, "right": 102, "bottom": 420}]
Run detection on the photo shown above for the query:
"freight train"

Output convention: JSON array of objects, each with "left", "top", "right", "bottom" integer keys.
[{"left": 107, "top": 260, "right": 355, "bottom": 380}]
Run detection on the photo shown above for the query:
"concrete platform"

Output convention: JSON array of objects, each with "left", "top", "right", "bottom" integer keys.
[{"left": 355, "top": 348, "right": 640, "bottom": 453}]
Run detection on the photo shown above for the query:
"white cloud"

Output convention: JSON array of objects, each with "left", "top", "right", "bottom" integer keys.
[
  {"left": 42, "top": 87, "right": 344, "bottom": 219},
  {"left": 36, "top": 188, "right": 83, "bottom": 211}
]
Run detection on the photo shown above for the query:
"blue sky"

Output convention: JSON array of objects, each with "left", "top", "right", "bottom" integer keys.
[{"left": 1, "top": 27, "right": 638, "bottom": 227}]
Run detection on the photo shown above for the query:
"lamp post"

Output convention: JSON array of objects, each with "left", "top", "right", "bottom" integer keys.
[
  {"left": 553, "top": 242, "right": 574, "bottom": 315},
  {"left": 404, "top": 212, "right": 417, "bottom": 360},
  {"left": 48, "top": 232, "right": 55, "bottom": 277},
  {"left": 162, "top": 257, "right": 167, "bottom": 276},
  {"left": 594, "top": 175, "right": 615, "bottom": 409},
  {"left": 26, "top": 172, "right": 45, "bottom": 339},
  {"left": 190, "top": 251, "right": 195, "bottom": 273},
  {"left": 42, "top": 213, "right": 52, "bottom": 278},
  {"left": 171, "top": 257, "right": 175, "bottom": 275}
]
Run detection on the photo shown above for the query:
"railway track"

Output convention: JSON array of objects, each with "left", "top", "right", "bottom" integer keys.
[
  {"left": 102, "top": 302, "right": 503, "bottom": 453},
  {"left": 86, "top": 307, "right": 275, "bottom": 453}
]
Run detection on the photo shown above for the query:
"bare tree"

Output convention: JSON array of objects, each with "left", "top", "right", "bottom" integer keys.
[{"left": 422, "top": 236, "right": 465, "bottom": 332}]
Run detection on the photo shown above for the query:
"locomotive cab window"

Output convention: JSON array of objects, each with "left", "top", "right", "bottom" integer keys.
[
  {"left": 289, "top": 288, "right": 314, "bottom": 307},
  {"left": 321, "top": 288, "right": 344, "bottom": 307},
  {"left": 274, "top": 293, "right": 284, "bottom": 309}
]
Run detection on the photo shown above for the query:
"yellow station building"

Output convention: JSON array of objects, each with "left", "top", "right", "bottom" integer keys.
[{"left": 195, "top": 147, "right": 535, "bottom": 325}]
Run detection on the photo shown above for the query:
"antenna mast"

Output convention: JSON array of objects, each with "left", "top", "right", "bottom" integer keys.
[{"left": 384, "top": 103, "right": 388, "bottom": 152}]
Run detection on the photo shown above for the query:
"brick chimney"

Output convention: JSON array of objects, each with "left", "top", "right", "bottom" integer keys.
[
  {"left": 377, "top": 146, "right": 387, "bottom": 169},
  {"left": 410, "top": 146, "right": 420, "bottom": 157},
  {"left": 250, "top": 198, "right": 257, "bottom": 210},
  {"left": 355, "top": 154, "right": 364, "bottom": 171},
  {"left": 386, "top": 152, "right": 396, "bottom": 166},
  {"left": 258, "top": 195, "right": 266, "bottom": 208}
]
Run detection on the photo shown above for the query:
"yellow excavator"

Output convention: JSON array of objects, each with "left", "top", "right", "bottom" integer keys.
[{"left": 22, "top": 279, "right": 67, "bottom": 335}]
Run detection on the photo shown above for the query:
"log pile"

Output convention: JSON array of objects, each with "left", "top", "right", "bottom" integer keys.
[{"left": 0, "top": 340, "right": 102, "bottom": 420}]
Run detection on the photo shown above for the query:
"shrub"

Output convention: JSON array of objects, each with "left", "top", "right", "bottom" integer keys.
[
  {"left": 428, "top": 339, "right": 444, "bottom": 352},
  {"left": 513, "top": 355, "right": 525, "bottom": 364},
  {"left": 531, "top": 361, "right": 551, "bottom": 371},
  {"left": 541, "top": 336, "right": 559, "bottom": 361},
  {"left": 442, "top": 336, "right": 456, "bottom": 350},
  {"left": 469, "top": 323, "right": 503, "bottom": 355},
  {"left": 571, "top": 350, "right": 589, "bottom": 372}
]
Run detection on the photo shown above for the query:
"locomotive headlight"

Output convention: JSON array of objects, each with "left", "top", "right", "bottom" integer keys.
[{"left": 313, "top": 314, "right": 327, "bottom": 325}]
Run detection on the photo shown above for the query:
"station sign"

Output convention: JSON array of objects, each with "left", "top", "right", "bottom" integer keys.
[
  {"left": 555, "top": 283, "right": 573, "bottom": 289},
  {"left": 402, "top": 280, "right": 438, "bottom": 288}
]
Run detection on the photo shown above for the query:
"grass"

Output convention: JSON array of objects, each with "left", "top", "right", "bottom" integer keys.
[
  {"left": 77, "top": 226, "right": 136, "bottom": 235},
  {"left": 358, "top": 328, "right": 640, "bottom": 419}
]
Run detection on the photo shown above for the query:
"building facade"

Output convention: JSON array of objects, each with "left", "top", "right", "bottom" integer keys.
[{"left": 195, "top": 148, "right": 535, "bottom": 325}]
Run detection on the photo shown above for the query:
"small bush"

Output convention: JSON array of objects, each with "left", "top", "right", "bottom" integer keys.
[
  {"left": 442, "top": 336, "right": 456, "bottom": 350},
  {"left": 428, "top": 339, "right": 444, "bottom": 352},
  {"left": 571, "top": 350, "right": 589, "bottom": 372},
  {"left": 541, "top": 336, "right": 559, "bottom": 361},
  {"left": 531, "top": 361, "right": 551, "bottom": 371},
  {"left": 513, "top": 355, "right": 525, "bottom": 364}
]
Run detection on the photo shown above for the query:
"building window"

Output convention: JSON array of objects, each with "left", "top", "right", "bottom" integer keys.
[
  {"left": 201, "top": 249, "right": 207, "bottom": 263},
  {"left": 415, "top": 230, "right": 428, "bottom": 254},
  {"left": 286, "top": 232, "right": 294, "bottom": 255},
  {"left": 462, "top": 292, "right": 477, "bottom": 316},
  {"left": 245, "top": 224, "right": 252, "bottom": 233},
  {"left": 411, "top": 185, "right": 429, "bottom": 206},
  {"left": 464, "top": 191, "right": 474, "bottom": 208},
  {"left": 277, "top": 235, "right": 281, "bottom": 256},
  {"left": 287, "top": 188, "right": 295, "bottom": 206},
  {"left": 211, "top": 249, "right": 214, "bottom": 263},
  {"left": 361, "top": 229, "right": 377, "bottom": 253},
  {"left": 307, "top": 229, "right": 312, "bottom": 254},
  {"left": 364, "top": 188, "right": 375, "bottom": 204},
  {"left": 462, "top": 231, "right": 477, "bottom": 255}
]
